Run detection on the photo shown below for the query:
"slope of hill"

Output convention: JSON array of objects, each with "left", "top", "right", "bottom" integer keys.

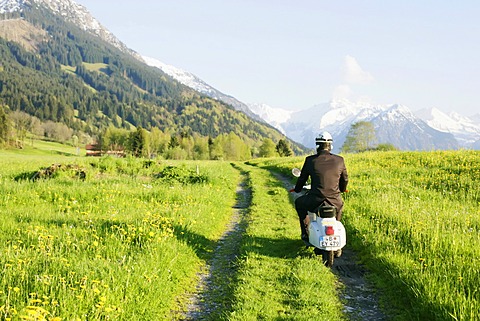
[
  {"left": 142, "top": 55, "right": 263, "bottom": 122},
  {"left": 0, "top": 0, "right": 305, "bottom": 154},
  {"left": 0, "top": 18, "right": 47, "bottom": 51}
]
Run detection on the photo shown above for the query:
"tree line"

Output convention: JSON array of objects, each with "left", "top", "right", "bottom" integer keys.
[{"left": 0, "top": 105, "right": 293, "bottom": 160}]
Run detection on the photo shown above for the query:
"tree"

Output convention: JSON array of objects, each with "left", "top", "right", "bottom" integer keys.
[
  {"left": 276, "top": 139, "right": 293, "bottom": 157},
  {"left": 192, "top": 135, "right": 210, "bottom": 160},
  {"left": 10, "top": 111, "right": 31, "bottom": 145},
  {"left": 103, "top": 126, "right": 129, "bottom": 151},
  {"left": 222, "top": 132, "right": 250, "bottom": 160},
  {"left": 209, "top": 137, "right": 224, "bottom": 160},
  {"left": 128, "top": 127, "right": 149, "bottom": 157},
  {"left": 42, "top": 121, "right": 73, "bottom": 143},
  {"left": 168, "top": 135, "right": 180, "bottom": 149},
  {"left": 149, "top": 127, "right": 170, "bottom": 156},
  {"left": 0, "top": 105, "right": 10, "bottom": 145},
  {"left": 258, "top": 138, "right": 278, "bottom": 157},
  {"left": 341, "top": 121, "right": 377, "bottom": 153},
  {"left": 29, "top": 116, "right": 44, "bottom": 138},
  {"left": 180, "top": 135, "right": 195, "bottom": 159}
]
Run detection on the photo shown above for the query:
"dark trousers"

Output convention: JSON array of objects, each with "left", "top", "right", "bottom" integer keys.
[{"left": 295, "top": 194, "right": 343, "bottom": 235}]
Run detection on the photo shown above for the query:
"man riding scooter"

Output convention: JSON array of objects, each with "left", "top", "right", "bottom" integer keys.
[{"left": 293, "top": 132, "right": 349, "bottom": 255}]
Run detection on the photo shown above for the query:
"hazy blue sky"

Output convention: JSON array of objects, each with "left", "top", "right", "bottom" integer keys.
[{"left": 75, "top": 0, "right": 479, "bottom": 116}]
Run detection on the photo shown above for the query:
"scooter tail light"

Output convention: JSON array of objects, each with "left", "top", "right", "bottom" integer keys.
[{"left": 325, "top": 226, "right": 334, "bottom": 235}]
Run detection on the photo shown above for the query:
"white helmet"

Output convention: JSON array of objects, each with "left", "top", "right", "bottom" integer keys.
[{"left": 315, "top": 131, "right": 333, "bottom": 145}]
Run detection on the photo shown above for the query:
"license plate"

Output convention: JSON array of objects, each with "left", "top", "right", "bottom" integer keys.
[{"left": 320, "top": 235, "right": 341, "bottom": 247}]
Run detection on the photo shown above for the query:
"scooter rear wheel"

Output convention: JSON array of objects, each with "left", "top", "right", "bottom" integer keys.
[
  {"left": 322, "top": 250, "right": 334, "bottom": 267},
  {"left": 314, "top": 248, "right": 334, "bottom": 267}
]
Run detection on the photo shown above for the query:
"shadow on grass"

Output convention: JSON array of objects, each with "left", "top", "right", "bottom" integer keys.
[{"left": 172, "top": 224, "right": 217, "bottom": 261}]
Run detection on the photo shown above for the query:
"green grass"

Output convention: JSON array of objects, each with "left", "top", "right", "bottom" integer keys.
[
  {"left": 83, "top": 62, "right": 108, "bottom": 73},
  {"left": 2, "top": 138, "right": 83, "bottom": 157},
  {"left": 0, "top": 150, "right": 347, "bottom": 320},
  {"left": 61, "top": 62, "right": 108, "bottom": 74},
  {"left": 6, "top": 148, "right": 476, "bottom": 320},
  {"left": 252, "top": 150, "right": 480, "bottom": 321},
  {"left": 343, "top": 151, "right": 480, "bottom": 320},
  {"left": 60, "top": 64, "right": 76, "bottom": 74},
  {"left": 60, "top": 62, "right": 108, "bottom": 93},
  {"left": 228, "top": 163, "right": 345, "bottom": 320},
  {"left": 0, "top": 155, "right": 240, "bottom": 320}
]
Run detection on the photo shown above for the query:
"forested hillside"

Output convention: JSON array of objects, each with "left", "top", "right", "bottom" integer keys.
[{"left": 0, "top": 5, "right": 307, "bottom": 157}]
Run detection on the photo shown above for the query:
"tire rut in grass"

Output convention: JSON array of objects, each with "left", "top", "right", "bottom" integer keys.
[
  {"left": 272, "top": 171, "right": 389, "bottom": 321},
  {"left": 333, "top": 249, "right": 388, "bottom": 320},
  {"left": 181, "top": 166, "right": 251, "bottom": 320}
]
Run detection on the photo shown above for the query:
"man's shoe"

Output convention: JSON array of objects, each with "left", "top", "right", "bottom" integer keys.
[{"left": 334, "top": 249, "right": 342, "bottom": 258}]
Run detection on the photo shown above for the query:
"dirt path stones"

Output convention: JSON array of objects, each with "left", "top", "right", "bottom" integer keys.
[{"left": 333, "top": 249, "right": 389, "bottom": 320}]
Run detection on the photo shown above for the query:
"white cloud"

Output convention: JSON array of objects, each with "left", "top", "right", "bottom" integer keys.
[
  {"left": 343, "top": 55, "right": 374, "bottom": 85},
  {"left": 329, "top": 55, "right": 375, "bottom": 102}
]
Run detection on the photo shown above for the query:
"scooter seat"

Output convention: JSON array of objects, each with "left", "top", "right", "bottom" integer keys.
[{"left": 315, "top": 205, "right": 336, "bottom": 218}]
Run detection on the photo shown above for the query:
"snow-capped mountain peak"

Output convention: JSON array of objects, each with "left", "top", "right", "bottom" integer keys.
[
  {"left": 143, "top": 56, "right": 216, "bottom": 96},
  {"left": 415, "top": 107, "right": 480, "bottom": 146},
  {"left": 0, "top": 0, "right": 23, "bottom": 13},
  {"left": 381, "top": 104, "right": 418, "bottom": 123},
  {"left": 247, "top": 103, "right": 293, "bottom": 134}
]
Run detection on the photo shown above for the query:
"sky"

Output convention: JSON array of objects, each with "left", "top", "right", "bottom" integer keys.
[{"left": 74, "top": 0, "right": 480, "bottom": 117}]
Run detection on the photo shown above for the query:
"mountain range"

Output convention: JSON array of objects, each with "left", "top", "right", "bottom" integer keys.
[
  {"left": 1, "top": 0, "right": 478, "bottom": 153},
  {"left": 144, "top": 52, "right": 480, "bottom": 151},
  {"left": 249, "top": 100, "right": 480, "bottom": 151},
  {"left": 143, "top": 47, "right": 480, "bottom": 152},
  {"left": 0, "top": 0, "right": 307, "bottom": 154}
]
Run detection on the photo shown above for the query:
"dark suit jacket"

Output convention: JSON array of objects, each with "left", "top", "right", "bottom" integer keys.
[{"left": 294, "top": 150, "right": 348, "bottom": 209}]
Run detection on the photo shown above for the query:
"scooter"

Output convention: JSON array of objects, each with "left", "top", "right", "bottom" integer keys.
[{"left": 290, "top": 168, "right": 346, "bottom": 267}]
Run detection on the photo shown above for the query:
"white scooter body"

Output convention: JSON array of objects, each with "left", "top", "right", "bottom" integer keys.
[{"left": 306, "top": 211, "right": 346, "bottom": 251}]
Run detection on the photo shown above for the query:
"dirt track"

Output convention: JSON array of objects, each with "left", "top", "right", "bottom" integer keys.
[
  {"left": 334, "top": 248, "right": 388, "bottom": 320},
  {"left": 180, "top": 169, "right": 388, "bottom": 320}
]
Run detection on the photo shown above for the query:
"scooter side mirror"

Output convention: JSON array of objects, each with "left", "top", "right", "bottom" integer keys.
[{"left": 292, "top": 168, "right": 301, "bottom": 177}]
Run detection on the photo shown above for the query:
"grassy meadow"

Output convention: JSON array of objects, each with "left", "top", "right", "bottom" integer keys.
[
  {"left": 344, "top": 150, "right": 480, "bottom": 321},
  {"left": 0, "top": 151, "right": 241, "bottom": 320},
  {"left": 251, "top": 150, "right": 480, "bottom": 320},
  {"left": 1, "top": 146, "right": 479, "bottom": 320}
]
